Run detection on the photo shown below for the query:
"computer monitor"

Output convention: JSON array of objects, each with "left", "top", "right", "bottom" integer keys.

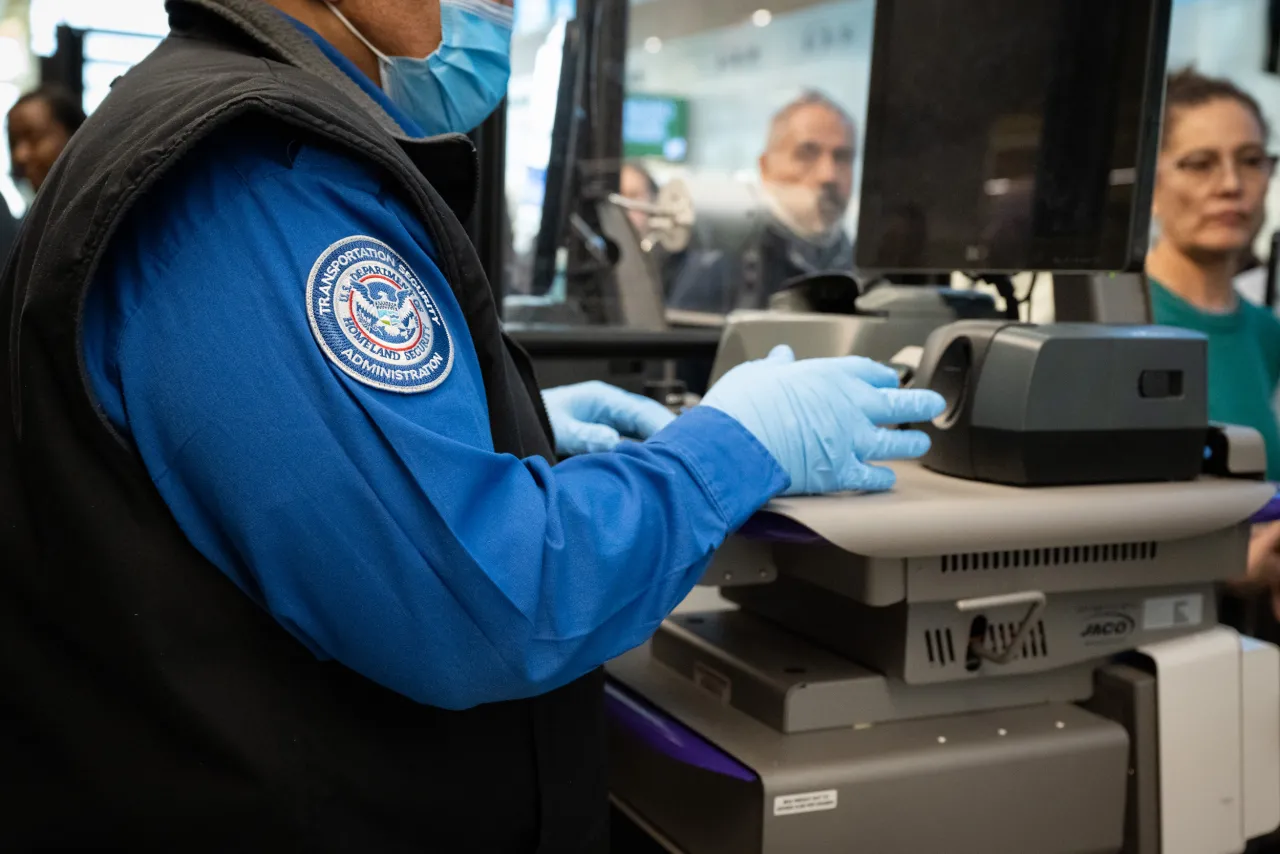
[
  {"left": 856, "top": 0, "right": 1172, "bottom": 274},
  {"left": 623, "top": 95, "right": 690, "bottom": 163}
]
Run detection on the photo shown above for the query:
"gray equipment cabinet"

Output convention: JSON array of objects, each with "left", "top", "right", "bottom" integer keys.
[{"left": 606, "top": 460, "right": 1277, "bottom": 854}]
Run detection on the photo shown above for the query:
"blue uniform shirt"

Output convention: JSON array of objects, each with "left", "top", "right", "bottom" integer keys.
[{"left": 82, "top": 21, "right": 787, "bottom": 709}]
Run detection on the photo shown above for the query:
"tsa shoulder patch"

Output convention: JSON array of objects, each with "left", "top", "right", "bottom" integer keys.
[{"left": 306, "top": 235, "right": 454, "bottom": 393}]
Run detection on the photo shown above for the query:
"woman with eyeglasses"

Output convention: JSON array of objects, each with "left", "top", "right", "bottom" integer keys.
[
  {"left": 1148, "top": 69, "right": 1280, "bottom": 633},
  {"left": 1148, "top": 68, "right": 1280, "bottom": 476}
]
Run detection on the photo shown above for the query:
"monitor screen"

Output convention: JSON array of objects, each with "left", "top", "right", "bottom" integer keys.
[
  {"left": 623, "top": 95, "right": 690, "bottom": 163},
  {"left": 856, "top": 0, "right": 1170, "bottom": 274}
]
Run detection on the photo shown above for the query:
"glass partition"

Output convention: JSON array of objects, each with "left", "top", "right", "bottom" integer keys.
[
  {"left": 499, "top": 0, "right": 1280, "bottom": 327},
  {"left": 504, "top": 0, "right": 578, "bottom": 299},
  {"left": 13, "top": 0, "right": 1280, "bottom": 321},
  {"left": 625, "top": 0, "right": 871, "bottom": 314},
  {"left": 501, "top": 0, "right": 875, "bottom": 323}
]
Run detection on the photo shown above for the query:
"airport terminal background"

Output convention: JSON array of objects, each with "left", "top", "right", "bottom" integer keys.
[
  {"left": 5, "top": 1, "right": 1280, "bottom": 852},
  {"left": 4, "top": 0, "right": 1280, "bottom": 324}
]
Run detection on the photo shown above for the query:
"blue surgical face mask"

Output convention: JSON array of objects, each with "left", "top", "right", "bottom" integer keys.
[{"left": 325, "top": 1, "right": 513, "bottom": 136}]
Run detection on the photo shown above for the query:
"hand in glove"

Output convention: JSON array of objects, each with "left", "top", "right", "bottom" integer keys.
[
  {"left": 701, "top": 345, "right": 945, "bottom": 495},
  {"left": 542, "top": 381, "right": 677, "bottom": 456}
]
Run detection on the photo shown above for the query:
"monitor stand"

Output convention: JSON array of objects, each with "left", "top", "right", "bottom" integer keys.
[{"left": 1052, "top": 272, "right": 1150, "bottom": 324}]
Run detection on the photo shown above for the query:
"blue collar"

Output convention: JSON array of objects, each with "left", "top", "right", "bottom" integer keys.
[{"left": 284, "top": 15, "right": 426, "bottom": 138}]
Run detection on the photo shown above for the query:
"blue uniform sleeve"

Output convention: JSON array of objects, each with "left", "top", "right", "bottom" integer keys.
[{"left": 84, "top": 134, "right": 788, "bottom": 709}]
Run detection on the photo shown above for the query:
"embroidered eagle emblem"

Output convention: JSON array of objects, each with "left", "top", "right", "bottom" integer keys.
[{"left": 350, "top": 277, "right": 418, "bottom": 343}]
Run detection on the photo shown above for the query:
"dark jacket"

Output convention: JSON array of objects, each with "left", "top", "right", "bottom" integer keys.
[
  {"left": 664, "top": 218, "right": 855, "bottom": 313},
  {"left": 0, "top": 1, "right": 604, "bottom": 850}
]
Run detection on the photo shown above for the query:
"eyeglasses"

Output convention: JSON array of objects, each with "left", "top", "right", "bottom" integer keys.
[{"left": 1171, "top": 150, "right": 1279, "bottom": 186}]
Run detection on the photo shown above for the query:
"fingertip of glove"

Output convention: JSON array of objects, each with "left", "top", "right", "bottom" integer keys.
[
  {"left": 916, "top": 389, "right": 947, "bottom": 420},
  {"left": 881, "top": 387, "right": 947, "bottom": 424},
  {"left": 848, "top": 356, "right": 902, "bottom": 388},
  {"left": 766, "top": 344, "right": 796, "bottom": 363},
  {"left": 894, "top": 430, "right": 933, "bottom": 459},
  {"left": 856, "top": 464, "right": 898, "bottom": 492},
  {"left": 579, "top": 423, "right": 624, "bottom": 453},
  {"left": 862, "top": 428, "right": 932, "bottom": 463}
]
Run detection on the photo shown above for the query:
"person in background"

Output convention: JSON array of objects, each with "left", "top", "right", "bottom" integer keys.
[
  {"left": 756, "top": 89, "right": 857, "bottom": 287},
  {"left": 7, "top": 85, "right": 86, "bottom": 195},
  {"left": 0, "top": 86, "right": 82, "bottom": 267},
  {"left": 1146, "top": 68, "right": 1280, "bottom": 631},
  {"left": 666, "top": 90, "right": 857, "bottom": 312},
  {"left": 618, "top": 160, "right": 688, "bottom": 306},
  {"left": 1147, "top": 69, "right": 1280, "bottom": 477},
  {"left": 1153, "top": 81, "right": 1280, "bottom": 854},
  {"left": 619, "top": 160, "right": 659, "bottom": 237},
  {"left": 0, "top": 197, "right": 18, "bottom": 270},
  {"left": 618, "top": 160, "right": 709, "bottom": 311}
]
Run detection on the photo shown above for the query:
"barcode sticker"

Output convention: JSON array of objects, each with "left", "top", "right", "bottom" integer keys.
[{"left": 774, "top": 790, "right": 838, "bottom": 817}]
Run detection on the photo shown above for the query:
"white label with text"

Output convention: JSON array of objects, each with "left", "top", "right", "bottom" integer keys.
[{"left": 774, "top": 790, "right": 838, "bottom": 817}]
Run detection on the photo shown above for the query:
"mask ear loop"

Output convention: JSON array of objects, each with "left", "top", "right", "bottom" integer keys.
[
  {"left": 323, "top": 2, "right": 391, "bottom": 87},
  {"left": 439, "top": 0, "right": 516, "bottom": 29}
]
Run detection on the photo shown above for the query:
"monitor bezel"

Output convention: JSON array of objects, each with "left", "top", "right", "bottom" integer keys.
[{"left": 855, "top": 0, "right": 1173, "bottom": 275}]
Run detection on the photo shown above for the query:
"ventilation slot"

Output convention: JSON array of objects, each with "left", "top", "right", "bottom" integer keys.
[
  {"left": 984, "top": 620, "right": 1050, "bottom": 660},
  {"left": 941, "top": 541, "right": 1158, "bottom": 573},
  {"left": 924, "top": 627, "right": 957, "bottom": 667}
]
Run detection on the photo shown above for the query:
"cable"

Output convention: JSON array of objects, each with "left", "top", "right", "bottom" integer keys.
[
  {"left": 1020, "top": 272, "right": 1041, "bottom": 321},
  {"left": 982, "top": 274, "right": 1020, "bottom": 319}
]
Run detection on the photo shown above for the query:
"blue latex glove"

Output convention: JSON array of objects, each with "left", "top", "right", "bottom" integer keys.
[
  {"left": 701, "top": 345, "right": 946, "bottom": 495},
  {"left": 542, "top": 381, "right": 677, "bottom": 455}
]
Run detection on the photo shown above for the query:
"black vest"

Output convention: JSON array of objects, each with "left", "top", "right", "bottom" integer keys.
[{"left": 0, "top": 1, "right": 605, "bottom": 850}]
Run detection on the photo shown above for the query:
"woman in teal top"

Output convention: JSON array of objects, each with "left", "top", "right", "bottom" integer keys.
[
  {"left": 1148, "top": 69, "right": 1280, "bottom": 624},
  {"left": 1147, "top": 287, "right": 1280, "bottom": 475},
  {"left": 1147, "top": 69, "right": 1280, "bottom": 478}
]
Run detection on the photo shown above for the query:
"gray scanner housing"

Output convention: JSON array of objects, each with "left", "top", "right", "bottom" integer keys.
[
  {"left": 708, "top": 285, "right": 1000, "bottom": 385},
  {"left": 914, "top": 321, "right": 1209, "bottom": 485}
]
